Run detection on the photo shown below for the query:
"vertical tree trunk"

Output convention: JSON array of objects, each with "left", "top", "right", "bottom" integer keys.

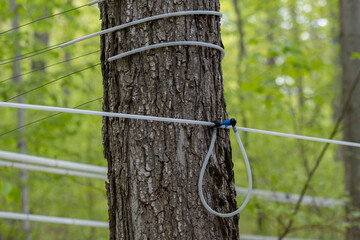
[
  {"left": 232, "top": 0, "right": 248, "bottom": 144},
  {"left": 62, "top": 52, "right": 71, "bottom": 107},
  {"left": 31, "top": 32, "right": 49, "bottom": 70},
  {"left": 100, "top": 0, "right": 239, "bottom": 239},
  {"left": 31, "top": 17, "right": 50, "bottom": 101},
  {"left": 9, "top": 0, "right": 30, "bottom": 239},
  {"left": 340, "top": 1, "right": 360, "bottom": 239}
]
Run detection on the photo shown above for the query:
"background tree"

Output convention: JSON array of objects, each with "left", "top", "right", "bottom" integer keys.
[
  {"left": 9, "top": 0, "right": 30, "bottom": 238},
  {"left": 340, "top": 0, "right": 360, "bottom": 239},
  {"left": 99, "top": 0, "right": 240, "bottom": 239}
]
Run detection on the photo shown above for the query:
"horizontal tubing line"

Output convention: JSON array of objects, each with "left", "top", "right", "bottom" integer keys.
[
  {"left": 0, "top": 160, "right": 107, "bottom": 180},
  {"left": 60, "top": 11, "right": 222, "bottom": 47},
  {"left": 0, "top": 150, "right": 107, "bottom": 174},
  {"left": 0, "top": 212, "right": 314, "bottom": 239},
  {"left": 108, "top": 41, "right": 225, "bottom": 61},
  {"left": 0, "top": 212, "right": 108, "bottom": 228},
  {"left": 220, "top": 126, "right": 360, "bottom": 148},
  {"left": 236, "top": 187, "right": 344, "bottom": 207},
  {"left": 0, "top": 102, "right": 214, "bottom": 126},
  {"left": 1, "top": 102, "right": 360, "bottom": 148}
]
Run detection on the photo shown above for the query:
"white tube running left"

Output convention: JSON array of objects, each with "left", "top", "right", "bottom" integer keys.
[
  {"left": 0, "top": 212, "right": 108, "bottom": 227},
  {"left": 0, "top": 160, "right": 107, "bottom": 180},
  {"left": 0, "top": 102, "right": 214, "bottom": 127},
  {"left": 0, "top": 212, "right": 313, "bottom": 239},
  {"left": 0, "top": 150, "right": 107, "bottom": 174}
]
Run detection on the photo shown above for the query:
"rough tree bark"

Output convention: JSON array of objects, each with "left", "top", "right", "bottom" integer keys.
[
  {"left": 340, "top": 1, "right": 360, "bottom": 239},
  {"left": 9, "top": 0, "right": 30, "bottom": 239},
  {"left": 100, "top": 0, "right": 239, "bottom": 239}
]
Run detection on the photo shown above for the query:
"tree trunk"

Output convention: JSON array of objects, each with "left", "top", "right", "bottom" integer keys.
[
  {"left": 9, "top": 0, "right": 30, "bottom": 239},
  {"left": 340, "top": 1, "right": 360, "bottom": 239},
  {"left": 99, "top": 0, "right": 239, "bottom": 239},
  {"left": 62, "top": 52, "right": 72, "bottom": 107},
  {"left": 31, "top": 15, "right": 50, "bottom": 102}
]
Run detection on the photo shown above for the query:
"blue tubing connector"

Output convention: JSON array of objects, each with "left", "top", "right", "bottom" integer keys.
[{"left": 214, "top": 118, "right": 237, "bottom": 128}]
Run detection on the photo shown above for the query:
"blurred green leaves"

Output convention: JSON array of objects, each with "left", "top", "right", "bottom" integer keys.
[{"left": 351, "top": 52, "right": 360, "bottom": 60}]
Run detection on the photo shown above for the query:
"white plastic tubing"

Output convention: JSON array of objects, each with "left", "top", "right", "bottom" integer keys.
[
  {"left": 0, "top": 212, "right": 108, "bottom": 227},
  {"left": 0, "top": 211, "right": 317, "bottom": 239},
  {"left": 199, "top": 127, "right": 252, "bottom": 217},
  {"left": 108, "top": 41, "right": 225, "bottom": 61},
  {"left": 0, "top": 160, "right": 106, "bottom": 180},
  {"left": 60, "top": 10, "right": 225, "bottom": 61},
  {"left": 1, "top": 102, "right": 360, "bottom": 148},
  {"left": 236, "top": 187, "right": 344, "bottom": 207},
  {"left": 60, "top": 11, "right": 222, "bottom": 47},
  {"left": 0, "top": 150, "right": 107, "bottom": 174},
  {"left": 87, "top": 0, "right": 104, "bottom": 6}
]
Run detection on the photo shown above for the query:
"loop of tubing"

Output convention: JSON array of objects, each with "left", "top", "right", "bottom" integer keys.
[
  {"left": 108, "top": 41, "right": 225, "bottom": 62},
  {"left": 198, "top": 127, "right": 253, "bottom": 217}
]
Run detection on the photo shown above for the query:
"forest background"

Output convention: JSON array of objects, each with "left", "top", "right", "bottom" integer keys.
[{"left": 0, "top": 0, "right": 356, "bottom": 239}]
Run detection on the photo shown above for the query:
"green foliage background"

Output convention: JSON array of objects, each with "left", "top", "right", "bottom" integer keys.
[{"left": 0, "top": 0, "right": 350, "bottom": 239}]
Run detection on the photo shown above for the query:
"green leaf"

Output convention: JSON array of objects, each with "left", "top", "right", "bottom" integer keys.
[
  {"left": 351, "top": 52, "right": 360, "bottom": 60},
  {"left": 1, "top": 182, "right": 12, "bottom": 196},
  {"left": 8, "top": 186, "right": 21, "bottom": 204}
]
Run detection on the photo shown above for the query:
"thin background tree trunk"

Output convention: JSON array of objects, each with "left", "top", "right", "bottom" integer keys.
[
  {"left": 9, "top": 0, "right": 30, "bottom": 239},
  {"left": 340, "top": 0, "right": 360, "bottom": 239},
  {"left": 99, "top": 0, "right": 239, "bottom": 239}
]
